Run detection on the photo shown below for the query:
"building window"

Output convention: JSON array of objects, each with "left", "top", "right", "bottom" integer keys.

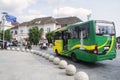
[
  {"left": 11, "top": 31, "right": 13, "bottom": 34},
  {"left": 15, "top": 30, "right": 17, "bottom": 35}
]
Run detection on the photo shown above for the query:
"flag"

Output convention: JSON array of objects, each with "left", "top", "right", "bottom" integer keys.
[{"left": 5, "top": 14, "right": 17, "bottom": 23}]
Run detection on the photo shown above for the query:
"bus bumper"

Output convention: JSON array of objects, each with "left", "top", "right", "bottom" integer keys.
[{"left": 96, "top": 53, "right": 116, "bottom": 61}]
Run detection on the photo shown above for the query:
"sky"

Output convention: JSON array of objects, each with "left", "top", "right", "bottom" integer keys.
[{"left": 0, "top": 0, "right": 120, "bottom": 36}]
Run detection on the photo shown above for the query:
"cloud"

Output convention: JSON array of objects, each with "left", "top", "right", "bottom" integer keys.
[
  {"left": 18, "top": 15, "right": 46, "bottom": 22},
  {"left": 0, "top": 0, "right": 45, "bottom": 22},
  {"left": 0, "top": 0, "right": 37, "bottom": 13},
  {"left": 47, "top": 0, "right": 65, "bottom": 3},
  {"left": 53, "top": 7, "right": 92, "bottom": 20},
  {"left": 18, "top": 10, "right": 46, "bottom": 22},
  {"left": 28, "top": 10, "right": 44, "bottom": 15},
  {"left": 48, "top": 0, "right": 55, "bottom": 3}
]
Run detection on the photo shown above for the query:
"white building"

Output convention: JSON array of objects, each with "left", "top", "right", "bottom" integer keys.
[
  {"left": 10, "top": 26, "right": 18, "bottom": 41},
  {"left": 10, "top": 17, "right": 61, "bottom": 42},
  {"left": 10, "top": 16, "right": 82, "bottom": 42},
  {"left": 0, "top": 21, "right": 14, "bottom": 30}
]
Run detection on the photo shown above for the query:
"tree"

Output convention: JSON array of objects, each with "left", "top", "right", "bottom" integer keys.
[
  {"left": 0, "top": 29, "right": 12, "bottom": 41},
  {"left": 39, "top": 28, "right": 44, "bottom": 38},
  {"left": 5, "top": 29, "right": 12, "bottom": 41},
  {"left": 46, "top": 31, "right": 54, "bottom": 44},
  {"left": 0, "top": 30, "right": 2, "bottom": 40},
  {"left": 28, "top": 26, "right": 43, "bottom": 45}
]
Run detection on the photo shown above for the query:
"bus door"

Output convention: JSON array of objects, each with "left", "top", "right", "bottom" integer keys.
[{"left": 62, "top": 31, "right": 70, "bottom": 50}]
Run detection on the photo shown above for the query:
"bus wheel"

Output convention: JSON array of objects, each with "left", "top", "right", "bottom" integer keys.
[
  {"left": 71, "top": 53, "right": 78, "bottom": 62},
  {"left": 55, "top": 50, "right": 59, "bottom": 56}
]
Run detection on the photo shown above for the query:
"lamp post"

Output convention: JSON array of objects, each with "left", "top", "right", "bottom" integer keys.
[
  {"left": 87, "top": 13, "right": 91, "bottom": 21},
  {"left": 80, "top": 29, "right": 84, "bottom": 50},
  {"left": 1, "top": 12, "right": 7, "bottom": 49}
]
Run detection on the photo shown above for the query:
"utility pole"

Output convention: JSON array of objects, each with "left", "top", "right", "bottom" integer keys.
[{"left": 1, "top": 12, "right": 7, "bottom": 49}]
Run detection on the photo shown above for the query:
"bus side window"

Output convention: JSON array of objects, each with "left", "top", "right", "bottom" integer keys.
[
  {"left": 66, "top": 32, "right": 71, "bottom": 39},
  {"left": 54, "top": 32, "right": 62, "bottom": 40},
  {"left": 70, "top": 28, "right": 78, "bottom": 39},
  {"left": 79, "top": 30, "right": 88, "bottom": 38},
  {"left": 79, "top": 23, "right": 90, "bottom": 38},
  {"left": 84, "top": 27, "right": 89, "bottom": 38},
  {"left": 83, "top": 30, "right": 88, "bottom": 38},
  {"left": 68, "top": 29, "right": 75, "bottom": 39},
  {"left": 62, "top": 30, "right": 71, "bottom": 39},
  {"left": 67, "top": 29, "right": 72, "bottom": 39}
]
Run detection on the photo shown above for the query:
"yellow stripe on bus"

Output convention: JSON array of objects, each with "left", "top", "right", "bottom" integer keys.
[
  {"left": 71, "top": 37, "right": 109, "bottom": 50},
  {"left": 106, "top": 36, "right": 114, "bottom": 54},
  {"left": 71, "top": 44, "right": 95, "bottom": 50},
  {"left": 98, "top": 37, "right": 109, "bottom": 49}
]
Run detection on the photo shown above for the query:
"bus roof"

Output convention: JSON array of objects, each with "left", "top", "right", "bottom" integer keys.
[
  {"left": 54, "top": 20, "right": 93, "bottom": 32},
  {"left": 54, "top": 20, "right": 114, "bottom": 32}
]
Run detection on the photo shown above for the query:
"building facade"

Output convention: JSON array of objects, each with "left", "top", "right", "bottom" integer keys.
[
  {"left": 10, "top": 16, "right": 82, "bottom": 42},
  {"left": 0, "top": 21, "right": 14, "bottom": 30}
]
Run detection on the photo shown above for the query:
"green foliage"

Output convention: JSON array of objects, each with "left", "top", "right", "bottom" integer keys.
[
  {"left": 28, "top": 26, "right": 43, "bottom": 45},
  {"left": 46, "top": 31, "right": 54, "bottom": 43},
  {"left": 5, "top": 30, "right": 12, "bottom": 41},
  {"left": 0, "top": 30, "right": 12, "bottom": 41},
  {"left": 0, "top": 30, "right": 2, "bottom": 40}
]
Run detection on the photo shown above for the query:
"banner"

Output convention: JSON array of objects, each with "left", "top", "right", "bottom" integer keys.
[{"left": 5, "top": 14, "right": 17, "bottom": 23}]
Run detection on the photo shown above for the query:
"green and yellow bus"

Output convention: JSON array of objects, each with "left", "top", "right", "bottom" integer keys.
[{"left": 53, "top": 20, "right": 116, "bottom": 62}]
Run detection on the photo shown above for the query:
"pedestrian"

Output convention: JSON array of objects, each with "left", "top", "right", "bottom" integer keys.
[{"left": 27, "top": 41, "right": 32, "bottom": 49}]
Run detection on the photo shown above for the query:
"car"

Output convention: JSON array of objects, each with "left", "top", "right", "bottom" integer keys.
[{"left": 39, "top": 42, "right": 48, "bottom": 50}]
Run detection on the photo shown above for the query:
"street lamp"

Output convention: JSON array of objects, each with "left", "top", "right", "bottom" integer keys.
[
  {"left": 1, "top": 12, "right": 7, "bottom": 49},
  {"left": 87, "top": 13, "right": 91, "bottom": 21}
]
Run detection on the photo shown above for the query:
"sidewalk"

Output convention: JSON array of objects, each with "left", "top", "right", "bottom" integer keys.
[{"left": 0, "top": 50, "right": 73, "bottom": 80}]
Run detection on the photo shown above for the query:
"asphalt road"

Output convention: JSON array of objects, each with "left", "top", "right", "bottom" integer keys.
[{"left": 42, "top": 48, "right": 120, "bottom": 80}]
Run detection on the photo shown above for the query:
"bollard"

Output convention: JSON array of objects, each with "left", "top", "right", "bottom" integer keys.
[
  {"left": 7, "top": 47, "right": 10, "bottom": 50},
  {"left": 26, "top": 49, "right": 30, "bottom": 52},
  {"left": 35, "top": 51, "right": 39, "bottom": 55},
  {"left": 45, "top": 54, "right": 50, "bottom": 59},
  {"left": 32, "top": 50, "right": 36, "bottom": 54},
  {"left": 12, "top": 47, "right": 15, "bottom": 51},
  {"left": 49, "top": 55, "right": 55, "bottom": 62},
  {"left": 66, "top": 64, "right": 76, "bottom": 76},
  {"left": 53, "top": 57, "right": 60, "bottom": 65},
  {"left": 22, "top": 48, "right": 25, "bottom": 52},
  {"left": 30, "top": 49, "right": 34, "bottom": 53},
  {"left": 41, "top": 53, "right": 44, "bottom": 56},
  {"left": 59, "top": 60, "right": 68, "bottom": 69},
  {"left": 74, "top": 71, "right": 89, "bottom": 80},
  {"left": 41, "top": 53, "right": 46, "bottom": 57},
  {"left": 43, "top": 53, "right": 46, "bottom": 58},
  {"left": 17, "top": 48, "right": 20, "bottom": 51},
  {"left": 39, "top": 52, "right": 42, "bottom": 56}
]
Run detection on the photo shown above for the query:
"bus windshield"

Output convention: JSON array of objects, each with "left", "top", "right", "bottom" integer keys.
[{"left": 96, "top": 22, "right": 115, "bottom": 35}]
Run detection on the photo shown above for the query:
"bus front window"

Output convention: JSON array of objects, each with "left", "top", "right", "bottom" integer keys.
[{"left": 96, "top": 22, "right": 115, "bottom": 35}]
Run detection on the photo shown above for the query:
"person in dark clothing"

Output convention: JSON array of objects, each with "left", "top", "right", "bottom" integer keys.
[{"left": 27, "top": 42, "right": 32, "bottom": 49}]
